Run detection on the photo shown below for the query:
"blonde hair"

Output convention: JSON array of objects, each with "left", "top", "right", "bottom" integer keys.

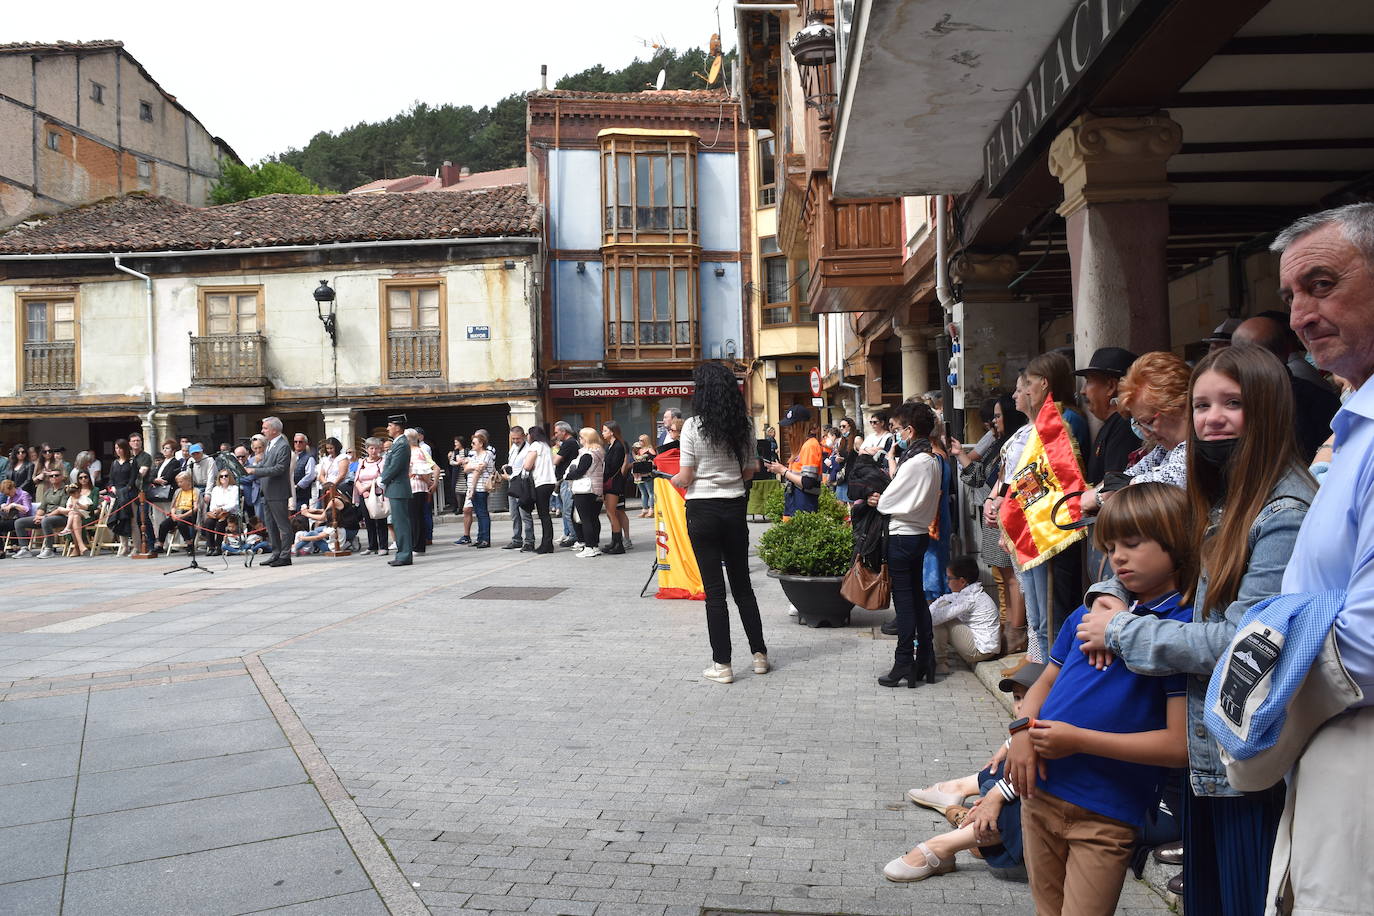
[
  {"left": 1118, "top": 351, "right": 1190, "bottom": 418},
  {"left": 579, "top": 427, "right": 605, "bottom": 449}
]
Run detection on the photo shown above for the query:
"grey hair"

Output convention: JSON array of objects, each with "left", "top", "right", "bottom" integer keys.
[
  {"left": 664, "top": 407, "right": 683, "bottom": 419},
  {"left": 404, "top": 427, "right": 420, "bottom": 443},
  {"left": 1271, "top": 202, "right": 1374, "bottom": 262},
  {"left": 554, "top": 420, "right": 573, "bottom": 435},
  {"left": 261, "top": 416, "right": 283, "bottom": 433},
  {"left": 364, "top": 436, "right": 383, "bottom": 447}
]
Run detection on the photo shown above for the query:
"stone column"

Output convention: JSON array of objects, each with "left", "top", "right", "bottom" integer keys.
[
  {"left": 1048, "top": 115, "right": 1183, "bottom": 359},
  {"left": 320, "top": 407, "right": 361, "bottom": 451},
  {"left": 507, "top": 400, "right": 540, "bottom": 434},
  {"left": 894, "top": 323, "right": 929, "bottom": 402}
]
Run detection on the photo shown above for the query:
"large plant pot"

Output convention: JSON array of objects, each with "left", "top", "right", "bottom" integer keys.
[{"left": 768, "top": 570, "right": 853, "bottom": 627}]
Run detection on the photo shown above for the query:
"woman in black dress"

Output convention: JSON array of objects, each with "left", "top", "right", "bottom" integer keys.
[
  {"left": 600, "top": 420, "right": 631, "bottom": 554},
  {"left": 107, "top": 438, "right": 136, "bottom": 541}
]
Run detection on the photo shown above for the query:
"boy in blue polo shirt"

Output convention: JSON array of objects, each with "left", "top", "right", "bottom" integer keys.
[{"left": 1006, "top": 482, "right": 1190, "bottom": 916}]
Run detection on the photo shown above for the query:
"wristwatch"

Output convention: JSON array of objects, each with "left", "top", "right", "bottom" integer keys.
[{"left": 1008, "top": 716, "right": 1033, "bottom": 736}]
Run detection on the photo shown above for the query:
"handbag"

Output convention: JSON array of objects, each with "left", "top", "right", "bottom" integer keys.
[
  {"left": 841, "top": 556, "right": 891, "bottom": 610},
  {"left": 508, "top": 472, "right": 535, "bottom": 511},
  {"left": 363, "top": 487, "right": 389, "bottom": 520},
  {"left": 148, "top": 483, "right": 173, "bottom": 501}
]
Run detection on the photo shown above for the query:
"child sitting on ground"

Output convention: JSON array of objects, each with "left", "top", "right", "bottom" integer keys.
[
  {"left": 221, "top": 517, "right": 268, "bottom": 555},
  {"left": 884, "top": 660, "right": 1044, "bottom": 882},
  {"left": 929, "top": 554, "right": 1003, "bottom": 673},
  {"left": 1005, "top": 482, "right": 1191, "bottom": 916}
]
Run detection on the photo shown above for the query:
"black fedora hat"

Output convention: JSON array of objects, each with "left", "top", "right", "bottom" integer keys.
[{"left": 1074, "top": 347, "right": 1138, "bottom": 378}]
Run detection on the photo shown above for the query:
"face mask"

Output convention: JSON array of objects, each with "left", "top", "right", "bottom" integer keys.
[
  {"left": 1129, "top": 418, "right": 1145, "bottom": 441},
  {"left": 1195, "top": 437, "right": 1239, "bottom": 468}
]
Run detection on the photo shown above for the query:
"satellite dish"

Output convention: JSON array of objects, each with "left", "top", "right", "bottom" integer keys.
[
  {"left": 655, "top": 69, "right": 666, "bottom": 90},
  {"left": 706, "top": 56, "right": 722, "bottom": 86}
]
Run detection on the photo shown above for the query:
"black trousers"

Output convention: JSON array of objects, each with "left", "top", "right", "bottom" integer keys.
[
  {"left": 534, "top": 483, "right": 555, "bottom": 546},
  {"left": 410, "top": 494, "right": 427, "bottom": 553},
  {"left": 158, "top": 514, "right": 195, "bottom": 546},
  {"left": 888, "top": 533, "right": 933, "bottom": 666},
  {"left": 205, "top": 516, "right": 231, "bottom": 549},
  {"left": 364, "top": 513, "right": 388, "bottom": 551},
  {"left": 685, "top": 496, "right": 767, "bottom": 665},
  {"left": 573, "top": 493, "right": 601, "bottom": 547}
]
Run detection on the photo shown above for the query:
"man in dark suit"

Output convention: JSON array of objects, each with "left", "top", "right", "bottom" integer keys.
[
  {"left": 380, "top": 415, "right": 414, "bottom": 566},
  {"left": 1075, "top": 347, "right": 1139, "bottom": 486},
  {"left": 244, "top": 416, "right": 294, "bottom": 566}
]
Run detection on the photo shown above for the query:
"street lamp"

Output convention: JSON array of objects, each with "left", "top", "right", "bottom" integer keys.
[
  {"left": 787, "top": 11, "right": 837, "bottom": 67},
  {"left": 313, "top": 279, "right": 337, "bottom": 347}
]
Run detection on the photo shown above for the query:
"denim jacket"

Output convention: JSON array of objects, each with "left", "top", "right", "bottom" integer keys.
[{"left": 1086, "top": 468, "right": 1315, "bottom": 796}]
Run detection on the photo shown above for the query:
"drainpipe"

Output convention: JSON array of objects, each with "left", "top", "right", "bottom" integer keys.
[{"left": 112, "top": 256, "right": 157, "bottom": 434}]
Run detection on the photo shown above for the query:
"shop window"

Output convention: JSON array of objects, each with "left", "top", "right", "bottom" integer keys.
[
  {"left": 758, "top": 132, "right": 776, "bottom": 207},
  {"left": 600, "top": 134, "right": 697, "bottom": 244},
  {"left": 20, "top": 296, "right": 77, "bottom": 391},
  {"left": 382, "top": 280, "right": 444, "bottom": 379},
  {"left": 603, "top": 253, "right": 698, "bottom": 364}
]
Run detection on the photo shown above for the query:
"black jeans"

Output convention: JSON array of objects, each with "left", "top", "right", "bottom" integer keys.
[
  {"left": 364, "top": 513, "right": 388, "bottom": 551},
  {"left": 534, "top": 483, "right": 555, "bottom": 546},
  {"left": 887, "top": 533, "right": 933, "bottom": 666},
  {"left": 685, "top": 496, "right": 766, "bottom": 665},
  {"left": 573, "top": 493, "right": 601, "bottom": 547}
]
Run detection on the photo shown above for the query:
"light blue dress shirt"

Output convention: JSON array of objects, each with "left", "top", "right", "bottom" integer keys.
[{"left": 1283, "top": 377, "right": 1374, "bottom": 708}]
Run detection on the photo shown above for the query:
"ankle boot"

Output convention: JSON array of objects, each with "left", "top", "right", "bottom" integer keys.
[
  {"left": 1003, "top": 626, "right": 1027, "bottom": 656},
  {"left": 878, "top": 662, "right": 918, "bottom": 688},
  {"left": 535, "top": 538, "right": 554, "bottom": 554},
  {"left": 915, "top": 644, "right": 938, "bottom": 684}
]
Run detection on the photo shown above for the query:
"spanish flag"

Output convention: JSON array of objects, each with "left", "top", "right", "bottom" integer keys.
[
  {"left": 998, "top": 399, "right": 1087, "bottom": 571},
  {"left": 653, "top": 477, "right": 705, "bottom": 600}
]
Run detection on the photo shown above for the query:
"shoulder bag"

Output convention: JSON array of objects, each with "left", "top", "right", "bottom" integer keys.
[{"left": 841, "top": 524, "right": 890, "bottom": 610}]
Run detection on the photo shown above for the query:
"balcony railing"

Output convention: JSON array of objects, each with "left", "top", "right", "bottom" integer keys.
[
  {"left": 22, "top": 340, "right": 76, "bottom": 391},
  {"left": 388, "top": 328, "right": 443, "bottom": 379},
  {"left": 190, "top": 333, "right": 268, "bottom": 386}
]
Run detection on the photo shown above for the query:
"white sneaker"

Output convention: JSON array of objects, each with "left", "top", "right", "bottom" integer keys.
[
  {"left": 703, "top": 662, "right": 734, "bottom": 684},
  {"left": 623, "top": 535, "right": 634, "bottom": 550},
  {"left": 753, "top": 653, "right": 770, "bottom": 674},
  {"left": 787, "top": 603, "right": 799, "bottom": 617},
  {"left": 573, "top": 541, "right": 585, "bottom": 550},
  {"left": 578, "top": 547, "right": 602, "bottom": 558},
  {"left": 11, "top": 548, "right": 33, "bottom": 558},
  {"left": 36, "top": 548, "right": 55, "bottom": 559}
]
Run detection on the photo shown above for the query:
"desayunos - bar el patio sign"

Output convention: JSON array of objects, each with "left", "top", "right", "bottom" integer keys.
[{"left": 982, "top": 0, "right": 1148, "bottom": 195}]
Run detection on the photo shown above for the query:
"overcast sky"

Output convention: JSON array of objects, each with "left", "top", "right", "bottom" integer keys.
[{"left": 11, "top": 1, "right": 736, "bottom": 162}]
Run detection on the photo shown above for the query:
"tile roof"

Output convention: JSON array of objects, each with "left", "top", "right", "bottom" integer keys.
[
  {"left": 0, "top": 40, "right": 125, "bottom": 54},
  {"left": 528, "top": 88, "right": 732, "bottom": 104},
  {"left": 0, "top": 186, "right": 540, "bottom": 255},
  {"left": 348, "top": 167, "right": 528, "bottom": 195}
]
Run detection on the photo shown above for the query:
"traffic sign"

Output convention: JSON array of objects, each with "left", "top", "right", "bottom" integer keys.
[{"left": 809, "top": 367, "right": 822, "bottom": 396}]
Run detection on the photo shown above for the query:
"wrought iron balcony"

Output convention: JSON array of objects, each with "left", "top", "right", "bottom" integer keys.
[
  {"left": 22, "top": 340, "right": 76, "bottom": 391},
  {"left": 189, "top": 333, "right": 268, "bottom": 386}
]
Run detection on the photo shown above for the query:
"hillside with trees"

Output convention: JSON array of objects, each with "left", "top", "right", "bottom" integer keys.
[{"left": 268, "top": 47, "right": 733, "bottom": 193}]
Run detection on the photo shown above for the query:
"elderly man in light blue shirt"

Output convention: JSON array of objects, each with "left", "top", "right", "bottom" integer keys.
[{"left": 1265, "top": 202, "right": 1374, "bottom": 916}]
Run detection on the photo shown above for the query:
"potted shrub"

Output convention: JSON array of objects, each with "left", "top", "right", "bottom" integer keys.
[{"left": 757, "top": 490, "right": 855, "bottom": 627}]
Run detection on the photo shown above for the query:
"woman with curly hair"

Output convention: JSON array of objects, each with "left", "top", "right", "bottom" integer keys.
[{"left": 671, "top": 362, "right": 768, "bottom": 684}]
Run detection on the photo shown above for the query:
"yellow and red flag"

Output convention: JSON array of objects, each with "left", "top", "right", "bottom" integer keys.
[
  {"left": 653, "top": 477, "right": 705, "bottom": 600},
  {"left": 998, "top": 399, "right": 1087, "bottom": 571}
]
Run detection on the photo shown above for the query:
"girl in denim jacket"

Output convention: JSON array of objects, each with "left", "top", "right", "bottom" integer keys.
[{"left": 1075, "top": 346, "right": 1314, "bottom": 916}]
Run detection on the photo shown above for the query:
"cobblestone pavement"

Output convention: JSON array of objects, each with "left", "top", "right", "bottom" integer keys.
[{"left": 0, "top": 515, "right": 1170, "bottom": 915}]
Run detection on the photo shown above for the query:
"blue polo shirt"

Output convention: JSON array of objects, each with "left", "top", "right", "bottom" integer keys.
[{"left": 1037, "top": 592, "right": 1190, "bottom": 827}]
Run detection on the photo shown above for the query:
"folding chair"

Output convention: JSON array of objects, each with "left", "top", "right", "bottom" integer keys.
[{"left": 88, "top": 500, "right": 118, "bottom": 556}]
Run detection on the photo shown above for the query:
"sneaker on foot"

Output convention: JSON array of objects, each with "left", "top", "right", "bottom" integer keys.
[
  {"left": 572, "top": 541, "right": 585, "bottom": 550},
  {"left": 455, "top": 536, "right": 471, "bottom": 545},
  {"left": 703, "top": 662, "right": 734, "bottom": 684},
  {"left": 578, "top": 546, "right": 602, "bottom": 558},
  {"left": 12, "top": 548, "right": 33, "bottom": 558},
  {"left": 36, "top": 548, "right": 55, "bottom": 559},
  {"left": 558, "top": 536, "right": 576, "bottom": 548},
  {"left": 622, "top": 536, "right": 634, "bottom": 550},
  {"left": 752, "top": 652, "right": 770, "bottom": 674}
]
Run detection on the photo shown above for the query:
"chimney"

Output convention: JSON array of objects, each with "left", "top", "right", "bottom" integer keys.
[
  {"left": 540, "top": 64, "right": 547, "bottom": 90},
  {"left": 460, "top": 166, "right": 471, "bottom": 179},
  {"left": 440, "top": 161, "right": 462, "bottom": 187}
]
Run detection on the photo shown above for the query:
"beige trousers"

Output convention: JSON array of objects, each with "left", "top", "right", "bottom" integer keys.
[
  {"left": 934, "top": 621, "right": 999, "bottom": 669},
  {"left": 1021, "top": 790, "right": 1136, "bottom": 916}
]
